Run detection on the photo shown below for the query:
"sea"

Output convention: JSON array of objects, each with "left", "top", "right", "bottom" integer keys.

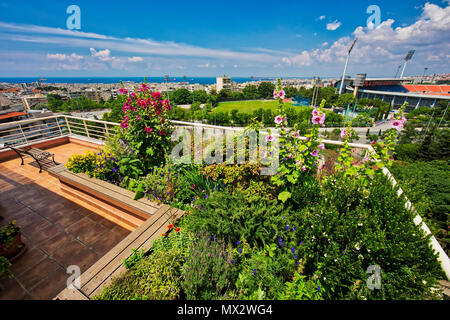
[{"left": 0, "top": 77, "right": 290, "bottom": 85}]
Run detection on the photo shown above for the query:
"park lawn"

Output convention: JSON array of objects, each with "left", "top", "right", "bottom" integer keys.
[{"left": 213, "top": 99, "right": 293, "bottom": 113}]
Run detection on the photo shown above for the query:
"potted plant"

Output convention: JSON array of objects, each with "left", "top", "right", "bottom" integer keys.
[
  {"left": 0, "top": 256, "right": 12, "bottom": 280},
  {"left": 0, "top": 221, "right": 25, "bottom": 260}
]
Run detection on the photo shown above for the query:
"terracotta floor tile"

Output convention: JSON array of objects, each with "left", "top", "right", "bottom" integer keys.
[
  {"left": 40, "top": 232, "right": 75, "bottom": 256},
  {"left": 87, "top": 212, "right": 118, "bottom": 230},
  {"left": 22, "top": 222, "right": 62, "bottom": 246},
  {"left": 16, "top": 258, "right": 63, "bottom": 289},
  {"left": 29, "top": 267, "right": 68, "bottom": 300},
  {"left": 90, "top": 231, "right": 125, "bottom": 257},
  {"left": 66, "top": 216, "right": 109, "bottom": 246},
  {"left": 51, "top": 239, "right": 99, "bottom": 272},
  {"left": 0, "top": 278, "right": 34, "bottom": 300},
  {"left": 10, "top": 247, "right": 47, "bottom": 277}
]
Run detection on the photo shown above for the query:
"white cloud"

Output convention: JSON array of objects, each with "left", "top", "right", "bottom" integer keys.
[
  {"left": 326, "top": 20, "right": 342, "bottom": 31},
  {"left": 46, "top": 53, "right": 83, "bottom": 61},
  {"left": 128, "top": 56, "right": 144, "bottom": 62},
  {"left": 90, "top": 48, "right": 111, "bottom": 61},
  {"left": 317, "top": 15, "right": 326, "bottom": 21}
]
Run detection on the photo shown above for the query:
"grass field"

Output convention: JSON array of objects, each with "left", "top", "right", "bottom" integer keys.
[{"left": 213, "top": 100, "right": 293, "bottom": 113}]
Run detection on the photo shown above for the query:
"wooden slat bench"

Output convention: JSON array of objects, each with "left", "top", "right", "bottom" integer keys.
[
  {"left": 11, "top": 146, "right": 58, "bottom": 173},
  {"left": 55, "top": 204, "right": 184, "bottom": 300}
]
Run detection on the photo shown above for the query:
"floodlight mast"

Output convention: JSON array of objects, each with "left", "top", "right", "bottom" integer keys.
[
  {"left": 400, "top": 50, "right": 415, "bottom": 79},
  {"left": 338, "top": 38, "right": 358, "bottom": 95}
]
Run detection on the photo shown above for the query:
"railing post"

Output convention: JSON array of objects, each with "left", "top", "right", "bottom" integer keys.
[
  {"left": 104, "top": 123, "right": 109, "bottom": 137},
  {"left": 55, "top": 117, "right": 63, "bottom": 136},
  {"left": 65, "top": 116, "right": 72, "bottom": 136},
  {"left": 83, "top": 119, "right": 90, "bottom": 138},
  {"left": 18, "top": 123, "right": 28, "bottom": 145}
]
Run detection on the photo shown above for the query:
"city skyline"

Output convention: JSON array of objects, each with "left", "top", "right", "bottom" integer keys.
[{"left": 0, "top": 0, "right": 449, "bottom": 78}]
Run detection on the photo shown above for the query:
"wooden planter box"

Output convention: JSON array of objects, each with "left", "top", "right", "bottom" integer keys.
[{"left": 48, "top": 164, "right": 164, "bottom": 231}]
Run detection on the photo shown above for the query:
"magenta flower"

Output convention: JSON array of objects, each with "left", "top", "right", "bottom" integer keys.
[
  {"left": 311, "top": 149, "right": 319, "bottom": 157},
  {"left": 288, "top": 153, "right": 293, "bottom": 159},
  {"left": 278, "top": 90, "right": 286, "bottom": 99},
  {"left": 273, "top": 89, "right": 278, "bottom": 99},
  {"left": 312, "top": 116, "right": 323, "bottom": 125},
  {"left": 266, "top": 135, "right": 274, "bottom": 142},
  {"left": 302, "top": 166, "right": 307, "bottom": 171},
  {"left": 312, "top": 109, "right": 320, "bottom": 117},
  {"left": 341, "top": 129, "right": 352, "bottom": 139},
  {"left": 318, "top": 143, "right": 325, "bottom": 150},
  {"left": 275, "top": 116, "right": 283, "bottom": 125},
  {"left": 144, "top": 127, "right": 152, "bottom": 134},
  {"left": 392, "top": 119, "right": 404, "bottom": 131}
]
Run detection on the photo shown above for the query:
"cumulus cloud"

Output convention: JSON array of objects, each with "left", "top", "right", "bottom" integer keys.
[
  {"left": 128, "top": 56, "right": 144, "bottom": 62},
  {"left": 326, "top": 20, "right": 342, "bottom": 31},
  {"left": 89, "top": 48, "right": 111, "bottom": 61}
]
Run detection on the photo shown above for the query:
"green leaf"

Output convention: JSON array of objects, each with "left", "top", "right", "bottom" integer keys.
[{"left": 278, "top": 191, "right": 292, "bottom": 203}]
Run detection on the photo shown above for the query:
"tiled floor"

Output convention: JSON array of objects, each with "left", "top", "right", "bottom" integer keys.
[{"left": 0, "top": 142, "right": 131, "bottom": 300}]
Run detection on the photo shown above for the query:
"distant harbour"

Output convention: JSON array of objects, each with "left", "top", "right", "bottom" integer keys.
[{"left": 0, "top": 76, "right": 316, "bottom": 85}]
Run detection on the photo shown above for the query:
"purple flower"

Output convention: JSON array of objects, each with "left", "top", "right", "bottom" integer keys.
[
  {"left": 286, "top": 225, "right": 290, "bottom": 230},
  {"left": 317, "top": 285, "right": 321, "bottom": 292},
  {"left": 291, "top": 247, "right": 296, "bottom": 254},
  {"left": 231, "top": 259, "right": 234, "bottom": 265},
  {"left": 252, "top": 269, "right": 256, "bottom": 276},
  {"left": 239, "top": 248, "right": 242, "bottom": 254},
  {"left": 237, "top": 241, "right": 241, "bottom": 246}
]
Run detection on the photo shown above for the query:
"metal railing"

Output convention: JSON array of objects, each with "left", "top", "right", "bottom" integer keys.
[{"left": 0, "top": 115, "right": 449, "bottom": 279}]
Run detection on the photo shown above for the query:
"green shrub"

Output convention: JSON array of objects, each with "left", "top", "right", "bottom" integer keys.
[
  {"left": 0, "top": 256, "right": 12, "bottom": 280},
  {"left": 95, "top": 249, "right": 184, "bottom": 300},
  {"left": 185, "top": 190, "right": 286, "bottom": 247},
  {"left": 233, "top": 244, "right": 293, "bottom": 299},
  {"left": 181, "top": 233, "right": 237, "bottom": 300},
  {"left": 394, "top": 144, "right": 420, "bottom": 161},
  {"left": 292, "top": 173, "right": 444, "bottom": 300},
  {"left": 391, "top": 160, "right": 450, "bottom": 255},
  {"left": 65, "top": 151, "right": 97, "bottom": 174}
]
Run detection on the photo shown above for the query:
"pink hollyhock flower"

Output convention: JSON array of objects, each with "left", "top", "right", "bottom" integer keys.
[
  {"left": 312, "top": 116, "right": 323, "bottom": 125},
  {"left": 296, "top": 160, "right": 301, "bottom": 166},
  {"left": 318, "top": 143, "right": 325, "bottom": 150},
  {"left": 273, "top": 89, "right": 278, "bottom": 99},
  {"left": 266, "top": 135, "right": 274, "bottom": 142},
  {"left": 288, "top": 154, "right": 293, "bottom": 159},
  {"left": 302, "top": 166, "right": 307, "bottom": 171},
  {"left": 391, "top": 119, "right": 403, "bottom": 131},
  {"left": 311, "top": 149, "right": 319, "bottom": 157},
  {"left": 120, "top": 120, "right": 129, "bottom": 129},
  {"left": 274, "top": 116, "right": 283, "bottom": 125},
  {"left": 278, "top": 90, "right": 286, "bottom": 99},
  {"left": 341, "top": 129, "right": 352, "bottom": 139},
  {"left": 312, "top": 109, "right": 320, "bottom": 117}
]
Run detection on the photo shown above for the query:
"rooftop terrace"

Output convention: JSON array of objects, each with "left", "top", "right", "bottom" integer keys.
[{"left": 0, "top": 140, "right": 131, "bottom": 299}]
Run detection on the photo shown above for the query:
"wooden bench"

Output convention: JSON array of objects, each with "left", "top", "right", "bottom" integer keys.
[
  {"left": 55, "top": 204, "right": 184, "bottom": 300},
  {"left": 11, "top": 146, "right": 57, "bottom": 173}
]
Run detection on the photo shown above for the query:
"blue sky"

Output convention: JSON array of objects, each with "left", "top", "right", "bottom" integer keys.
[{"left": 0, "top": 0, "right": 449, "bottom": 77}]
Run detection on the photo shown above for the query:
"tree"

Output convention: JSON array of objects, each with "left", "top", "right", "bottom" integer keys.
[
  {"left": 242, "top": 85, "right": 260, "bottom": 100},
  {"left": 172, "top": 88, "right": 192, "bottom": 105},
  {"left": 336, "top": 93, "right": 355, "bottom": 108},
  {"left": 258, "top": 82, "right": 276, "bottom": 99},
  {"left": 191, "top": 90, "right": 209, "bottom": 104}
]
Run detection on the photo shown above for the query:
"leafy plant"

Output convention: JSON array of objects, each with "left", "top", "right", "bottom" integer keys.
[
  {"left": 0, "top": 256, "right": 12, "bottom": 280},
  {"left": 181, "top": 233, "right": 237, "bottom": 300},
  {"left": 96, "top": 248, "right": 184, "bottom": 300},
  {"left": 0, "top": 221, "right": 20, "bottom": 248}
]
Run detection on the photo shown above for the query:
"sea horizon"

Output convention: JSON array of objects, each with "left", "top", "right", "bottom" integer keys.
[{"left": 0, "top": 76, "right": 321, "bottom": 85}]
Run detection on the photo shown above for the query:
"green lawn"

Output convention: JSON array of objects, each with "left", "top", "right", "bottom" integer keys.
[{"left": 213, "top": 100, "right": 293, "bottom": 113}]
